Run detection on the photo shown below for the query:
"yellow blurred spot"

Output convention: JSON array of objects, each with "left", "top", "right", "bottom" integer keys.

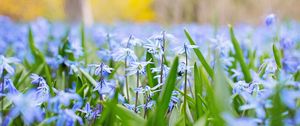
[{"left": 0, "top": 0, "right": 155, "bottom": 22}]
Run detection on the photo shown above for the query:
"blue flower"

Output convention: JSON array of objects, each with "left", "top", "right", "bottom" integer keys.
[
  {"left": 223, "top": 113, "right": 258, "bottom": 126},
  {"left": 126, "top": 60, "right": 152, "bottom": 76},
  {"left": 5, "top": 91, "right": 44, "bottom": 125},
  {"left": 30, "top": 74, "right": 50, "bottom": 104},
  {"left": 239, "top": 90, "right": 272, "bottom": 119},
  {"left": 48, "top": 89, "right": 82, "bottom": 111},
  {"left": 265, "top": 14, "right": 276, "bottom": 26},
  {"left": 89, "top": 63, "right": 113, "bottom": 76},
  {"left": 65, "top": 38, "right": 83, "bottom": 58},
  {"left": 78, "top": 103, "right": 101, "bottom": 120},
  {"left": 281, "top": 89, "right": 300, "bottom": 109},
  {"left": 174, "top": 42, "right": 198, "bottom": 56},
  {"left": 112, "top": 48, "right": 137, "bottom": 62},
  {"left": 121, "top": 35, "right": 143, "bottom": 47},
  {"left": 93, "top": 80, "right": 116, "bottom": 95},
  {"left": 280, "top": 37, "right": 294, "bottom": 50},
  {"left": 0, "top": 55, "right": 19, "bottom": 77},
  {"left": 151, "top": 65, "right": 170, "bottom": 84},
  {"left": 282, "top": 56, "right": 300, "bottom": 73},
  {"left": 232, "top": 81, "right": 259, "bottom": 95},
  {"left": 0, "top": 78, "right": 19, "bottom": 96},
  {"left": 46, "top": 109, "right": 83, "bottom": 126},
  {"left": 209, "top": 34, "right": 232, "bottom": 56},
  {"left": 168, "top": 91, "right": 180, "bottom": 112}
]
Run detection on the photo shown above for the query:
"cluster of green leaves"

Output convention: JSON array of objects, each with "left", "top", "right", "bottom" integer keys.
[{"left": 3, "top": 23, "right": 297, "bottom": 126}]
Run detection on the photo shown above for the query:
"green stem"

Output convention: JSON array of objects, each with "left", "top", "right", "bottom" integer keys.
[
  {"left": 125, "top": 59, "right": 130, "bottom": 103},
  {"left": 125, "top": 36, "right": 132, "bottom": 103},
  {"left": 144, "top": 94, "right": 150, "bottom": 118},
  {"left": 160, "top": 31, "right": 166, "bottom": 84},
  {"left": 134, "top": 71, "right": 140, "bottom": 113},
  {"left": 183, "top": 45, "right": 188, "bottom": 123},
  {"left": 1, "top": 74, "right": 4, "bottom": 119}
]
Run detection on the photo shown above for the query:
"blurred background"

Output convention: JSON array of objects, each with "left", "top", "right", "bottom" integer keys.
[{"left": 0, "top": 0, "right": 299, "bottom": 25}]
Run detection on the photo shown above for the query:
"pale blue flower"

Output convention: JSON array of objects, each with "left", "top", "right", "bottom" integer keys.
[
  {"left": 0, "top": 78, "right": 19, "bottom": 96},
  {"left": 282, "top": 56, "right": 300, "bottom": 73},
  {"left": 281, "top": 89, "right": 300, "bottom": 109},
  {"left": 265, "top": 14, "right": 276, "bottom": 26},
  {"left": 121, "top": 35, "right": 143, "bottom": 47},
  {"left": 232, "top": 81, "right": 259, "bottom": 95},
  {"left": 46, "top": 109, "right": 83, "bottom": 126},
  {"left": 239, "top": 90, "right": 272, "bottom": 119},
  {"left": 78, "top": 103, "right": 101, "bottom": 120},
  {"left": 112, "top": 48, "right": 137, "bottom": 62},
  {"left": 30, "top": 74, "right": 49, "bottom": 104},
  {"left": 209, "top": 34, "right": 232, "bottom": 56},
  {"left": 5, "top": 91, "right": 44, "bottom": 125},
  {"left": 93, "top": 80, "right": 116, "bottom": 95},
  {"left": 151, "top": 65, "right": 170, "bottom": 83},
  {"left": 49, "top": 89, "right": 82, "bottom": 108},
  {"left": 280, "top": 37, "right": 294, "bottom": 50},
  {"left": 223, "top": 113, "right": 258, "bottom": 126},
  {"left": 89, "top": 63, "right": 113, "bottom": 76},
  {"left": 0, "top": 55, "right": 19, "bottom": 76},
  {"left": 126, "top": 60, "right": 152, "bottom": 76},
  {"left": 174, "top": 42, "right": 198, "bottom": 56}
]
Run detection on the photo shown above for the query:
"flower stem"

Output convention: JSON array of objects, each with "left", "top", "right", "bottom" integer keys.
[
  {"left": 134, "top": 71, "right": 140, "bottom": 113},
  {"left": 99, "top": 63, "right": 104, "bottom": 101},
  {"left": 144, "top": 94, "right": 150, "bottom": 118},
  {"left": 1, "top": 74, "right": 3, "bottom": 120},
  {"left": 160, "top": 31, "right": 166, "bottom": 84},
  {"left": 125, "top": 36, "right": 132, "bottom": 103},
  {"left": 183, "top": 44, "right": 188, "bottom": 123},
  {"left": 125, "top": 59, "right": 130, "bottom": 103}
]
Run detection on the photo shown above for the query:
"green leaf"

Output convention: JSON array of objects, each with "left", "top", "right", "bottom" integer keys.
[
  {"left": 28, "top": 27, "right": 45, "bottom": 63},
  {"left": 115, "top": 104, "right": 146, "bottom": 125},
  {"left": 80, "top": 24, "right": 87, "bottom": 65},
  {"left": 43, "top": 63, "right": 52, "bottom": 85},
  {"left": 184, "top": 29, "right": 214, "bottom": 78},
  {"left": 270, "top": 87, "right": 285, "bottom": 126},
  {"left": 228, "top": 25, "right": 252, "bottom": 83},
  {"left": 96, "top": 89, "right": 119, "bottom": 125},
  {"left": 79, "top": 68, "right": 97, "bottom": 87},
  {"left": 194, "top": 63, "right": 203, "bottom": 120},
  {"left": 146, "top": 52, "right": 157, "bottom": 87},
  {"left": 248, "top": 50, "right": 256, "bottom": 70},
  {"left": 272, "top": 44, "right": 282, "bottom": 69},
  {"left": 148, "top": 57, "right": 179, "bottom": 126},
  {"left": 294, "top": 70, "right": 300, "bottom": 81},
  {"left": 13, "top": 69, "right": 23, "bottom": 86}
]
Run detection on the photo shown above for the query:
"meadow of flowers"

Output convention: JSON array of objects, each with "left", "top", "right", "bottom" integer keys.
[{"left": 1, "top": 14, "right": 300, "bottom": 126}]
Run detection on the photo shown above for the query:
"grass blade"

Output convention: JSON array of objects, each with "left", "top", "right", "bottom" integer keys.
[
  {"left": 79, "top": 68, "right": 97, "bottom": 87},
  {"left": 148, "top": 56, "right": 179, "bottom": 125},
  {"left": 28, "top": 27, "right": 45, "bottom": 63},
  {"left": 194, "top": 63, "right": 203, "bottom": 120},
  {"left": 146, "top": 52, "right": 157, "bottom": 87},
  {"left": 228, "top": 25, "right": 252, "bottom": 83},
  {"left": 272, "top": 44, "right": 282, "bottom": 69},
  {"left": 184, "top": 29, "right": 214, "bottom": 78}
]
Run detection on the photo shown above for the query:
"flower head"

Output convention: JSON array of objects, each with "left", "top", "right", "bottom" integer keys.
[
  {"left": 265, "top": 14, "right": 276, "bottom": 26},
  {"left": 0, "top": 78, "right": 19, "bottom": 96},
  {"left": 94, "top": 80, "right": 116, "bottom": 95},
  {"left": 174, "top": 42, "right": 198, "bottom": 56},
  {"left": 5, "top": 91, "right": 44, "bottom": 125},
  {"left": 0, "top": 55, "right": 19, "bottom": 76},
  {"left": 112, "top": 48, "right": 137, "bottom": 62},
  {"left": 89, "top": 63, "right": 113, "bottom": 76},
  {"left": 126, "top": 60, "right": 152, "bottom": 76}
]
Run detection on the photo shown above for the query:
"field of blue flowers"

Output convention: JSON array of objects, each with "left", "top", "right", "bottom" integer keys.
[{"left": 0, "top": 14, "right": 300, "bottom": 126}]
